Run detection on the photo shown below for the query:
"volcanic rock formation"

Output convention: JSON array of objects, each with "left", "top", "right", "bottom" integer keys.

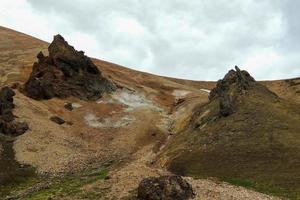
[
  {"left": 209, "top": 66, "right": 276, "bottom": 117},
  {"left": 0, "top": 87, "right": 28, "bottom": 135},
  {"left": 137, "top": 175, "right": 195, "bottom": 200},
  {"left": 209, "top": 66, "right": 255, "bottom": 100},
  {"left": 166, "top": 67, "right": 300, "bottom": 196},
  {"left": 24, "top": 35, "right": 116, "bottom": 100}
]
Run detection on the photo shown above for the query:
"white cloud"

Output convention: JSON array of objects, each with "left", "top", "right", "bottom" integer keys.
[{"left": 0, "top": 0, "right": 299, "bottom": 80}]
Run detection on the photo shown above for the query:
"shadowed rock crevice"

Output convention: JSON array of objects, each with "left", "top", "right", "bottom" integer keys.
[{"left": 24, "top": 34, "right": 116, "bottom": 100}]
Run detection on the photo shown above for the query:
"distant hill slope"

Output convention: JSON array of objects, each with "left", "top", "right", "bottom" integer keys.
[{"left": 162, "top": 67, "right": 300, "bottom": 198}]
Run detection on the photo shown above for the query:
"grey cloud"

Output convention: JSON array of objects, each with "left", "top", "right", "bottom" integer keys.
[{"left": 26, "top": 0, "right": 299, "bottom": 80}]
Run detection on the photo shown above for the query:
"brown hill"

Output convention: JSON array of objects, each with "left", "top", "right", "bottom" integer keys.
[
  {"left": 0, "top": 26, "right": 299, "bottom": 199},
  {"left": 163, "top": 67, "right": 300, "bottom": 199}
]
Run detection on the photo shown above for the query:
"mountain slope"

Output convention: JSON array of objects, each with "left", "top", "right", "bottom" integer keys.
[
  {"left": 162, "top": 67, "right": 300, "bottom": 198},
  {"left": 0, "top": 26, "right": 299, "bottom": 199},
  {"left": 0, "top": 26, "right": 217, "bottom": 200}
]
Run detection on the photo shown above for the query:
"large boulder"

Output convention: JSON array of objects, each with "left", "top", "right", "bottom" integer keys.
[
  {"left": 137, "top": 175, "right": 195, "bottom": 200},
  {"left": 24, "top": 35, "right": 116, "bottom": 100},
  {"left": 0, "top": 87, "right": 28, "bottom": 135},
  {"left": 0, "top": 86, "right": 15, "bottom": 122}
]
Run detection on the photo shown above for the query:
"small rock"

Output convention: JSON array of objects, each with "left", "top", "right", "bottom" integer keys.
[
  {"left": 15, "top": 122, "right": 29, "bottom": 135},
  {"left": 66, "top": 121, "right": 73, "bottom": 126},
  {"left": 10, "top": 82, "right": 21, "bottom": 89},
  {"left": 137, "top": 175, "right": 195, "bottom": 200},
  {"left": 50, "top": 116, "right": 65, "bottom": 125},
  {"left": 64, "top": 102, "right": 73, "bottom": 111}
]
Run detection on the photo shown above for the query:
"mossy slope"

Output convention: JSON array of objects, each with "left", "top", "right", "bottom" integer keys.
[{"left": 164, "top": 68, "right": 300, "bottom": 199}]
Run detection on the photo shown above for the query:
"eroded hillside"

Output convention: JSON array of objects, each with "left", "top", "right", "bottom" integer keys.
[{"left": 0, "top": 26, "right": 299, "bottom": 200}]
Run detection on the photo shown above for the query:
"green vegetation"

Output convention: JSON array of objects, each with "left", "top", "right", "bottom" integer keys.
[
  {"left": 224, "top": 178, "right": 300, "bottom": 200},
  {"left": 0, "top": 135, "right": 38, "bottom": 198},
  {"left": 25, "top": 168, "right": 109, "bottom": 200},
  {"left": 1, "top": 168, "right": 109, "bottom": 200},
  {"left": 0, "top": 176, "right": 41, "bottom": 199},
  {"left": 164, "top": 81, "right": 300, "bottom": 199}
]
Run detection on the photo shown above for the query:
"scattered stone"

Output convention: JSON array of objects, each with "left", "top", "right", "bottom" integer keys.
[
  {"left": 23, "top": 34, "right": 116, "bottom": 100},
  {"left": 137, "top": 175, "right": 195, "bottom": 200},
  {"left": 14, "top": 122, "right": 29, "bottom": 135},
  {"left": 66, "top": 121, "right": 73, "bottom": 126},
  {"left": 64, "top": 102, "right": 73, "bottom": 111},
  {"left": 50, "top": 116, "right": 65, "bottom": 125},
  {"left": 10, "top": 82, "right": 21, "bottom": 90}
]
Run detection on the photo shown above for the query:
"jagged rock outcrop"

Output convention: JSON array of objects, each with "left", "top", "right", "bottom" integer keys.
[
  {"left": 24, "top": 34, "right": 116, "bottom": 100},
  {"left": 209, "top": 66, "right": 261, "bottom": 117},
  {"left": 137, "top": 175, "right": 195, "bottom": 200},
  {"left": 0, "top": 87, "right": 28, "bottom": 135},
  {"left": 209, "top": 66, "right": 255, "bottom": 100}
]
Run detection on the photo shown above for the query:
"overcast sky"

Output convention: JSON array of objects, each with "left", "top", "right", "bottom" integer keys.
[{"left": 0, "top": 0, "right": 299, "bottom": 80}]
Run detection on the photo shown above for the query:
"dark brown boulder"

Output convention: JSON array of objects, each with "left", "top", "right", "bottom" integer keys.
[
  {"left": 64, "top": 102, "right": 73, "bottom": 111},
  {"left": 0, "top": 87, "right": 28, "bottom": 136},
  {"left": 137, "top": 175, "right": 195, "bottom": 200},
  {"left": 14, "top": 122, "right": 29, "bottom": 135},
  {"left": 50, "top": 116, "right": 65, "bottom": 125},
  {"left": 0, "top": 86, "right": 15, "bottom": 118},
  {"left": 23, "top": 34, "right": 116, "bottom": 100},
  {"left": 0, "top": 121, "right": 29, "bottom": 135},
  {"left": 0, "top": 87, "right": 16, "bottom": 127}
]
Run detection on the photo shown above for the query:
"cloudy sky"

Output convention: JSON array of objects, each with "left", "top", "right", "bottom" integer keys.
[{"left": 0, "top": 0, "right": 299, "bottom": 80}]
